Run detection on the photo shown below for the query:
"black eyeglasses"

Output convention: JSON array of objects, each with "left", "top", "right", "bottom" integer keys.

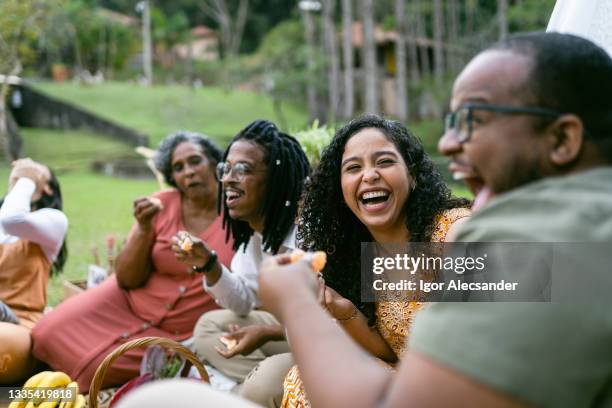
[{"left": 444, "top": 103, "right": 563, "bottom": 143}]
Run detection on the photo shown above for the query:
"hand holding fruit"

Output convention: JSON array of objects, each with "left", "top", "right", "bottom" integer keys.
[
  {"left": 171, "top": 230, "right": 214, "bottom": 270},
  {"left": 133, "top": 196, "right": 163, "bottom": 232}
]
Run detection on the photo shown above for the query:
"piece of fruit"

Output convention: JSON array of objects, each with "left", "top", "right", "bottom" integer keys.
[
  {"left": 310, "top": 251, "right": 327, "bottom": 272},
  {"left": 289, "top": 249, "right": 327, "bottom": 273},
  {"left": 23, "top": 371, "right": 52, "bottom": 388},
  {"left": 180, "top": 236, "right": 193, "bottom": 252},
  {"left": 37, "top": 372, "right": 71, "bottom": 389},
  {"left": 72, "top": 395, "right": 85, "bottom": 408},
  {"left": 149, "top": 197, "right": 163, "bottom": 209},
  {"left": 219, "top": 336, "right": 238, "bottom": 350}
]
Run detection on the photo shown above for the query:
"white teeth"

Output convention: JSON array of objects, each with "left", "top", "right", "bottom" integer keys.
[
  {"left": 225, "top": 190, "right": 241, "bottom": 198},
  {"left": 361, "top": 191, "right": 389, "bottom": 200},
  {"left": 452, "top": 172, "right": 467, "bottom": 180}
]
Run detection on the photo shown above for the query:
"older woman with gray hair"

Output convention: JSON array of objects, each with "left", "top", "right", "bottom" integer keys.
[{"left": 32, "top": 131, "right": 235, "bottom": 391}]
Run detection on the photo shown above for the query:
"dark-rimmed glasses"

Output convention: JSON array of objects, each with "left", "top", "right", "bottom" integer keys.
[{"left": 444, "top": 103, "right": 563, "bottom": 143}]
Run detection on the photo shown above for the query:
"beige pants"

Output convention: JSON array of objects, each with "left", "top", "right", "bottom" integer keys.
[
  {"left": 194, "top": 309, "right": 294, "bottom": 408},
  {"left": 115, "top": 379, "right": 259, "bottom": 408}
]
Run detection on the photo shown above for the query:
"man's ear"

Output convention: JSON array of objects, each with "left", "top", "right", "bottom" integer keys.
[{"left": 549, "top": 114, "right": 584, "bottom": 166}]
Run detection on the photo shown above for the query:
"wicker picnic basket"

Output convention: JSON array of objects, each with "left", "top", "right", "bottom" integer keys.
[{"left": 88, "top": 336, "right": 209, "bottom": 408}]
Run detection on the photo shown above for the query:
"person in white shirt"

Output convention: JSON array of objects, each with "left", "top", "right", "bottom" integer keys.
[
  {"left": 171, "top": 120, "right": 310, "bottom": 407},
  {"left": 0, "top": 158, "right": 68, "bottom": 384},
  {"left": 547, "top": 0, "right": 612, "bottom": 57}
]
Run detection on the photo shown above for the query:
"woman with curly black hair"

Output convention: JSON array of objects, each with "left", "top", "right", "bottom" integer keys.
[{"left": 282, "top": 114, "right": 470, "bottom": 407}]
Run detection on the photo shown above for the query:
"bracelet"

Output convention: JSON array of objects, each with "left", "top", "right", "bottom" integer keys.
[
  {"left": 192, "top": 250, "right": 218, "bottom": 274},
  {"left": 336, "top": 306, "right": 359, "bottom": 323}
]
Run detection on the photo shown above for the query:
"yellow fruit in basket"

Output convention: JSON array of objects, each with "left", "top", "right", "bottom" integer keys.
[
  {"left": 37, "top": 371, "right": 71, "bottom": 389},
  {"left": 54, "top": 381, "right": 78, "bottom": 408},
  {"left": 23, "top": 370, "right": 52, "bottom": 388},
  {"left": 38, "top": 400, "right": 59, "bottom": 408},
  {"left": 72, "top": 395, "right": 85, "bottom": 408},
  {"left": 10, "top": 371, "right": 53, "bottom": 408}
]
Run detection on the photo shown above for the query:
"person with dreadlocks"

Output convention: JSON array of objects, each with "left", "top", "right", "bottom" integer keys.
[
  {"left": 0, "top": 158, "right": 68, "bottom": 384},
  {"left": 172, "top": 119, "right": 310, "bottom": 408}
]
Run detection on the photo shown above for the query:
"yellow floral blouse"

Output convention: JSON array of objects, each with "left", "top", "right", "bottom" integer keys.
[{"left": 281, "top": 207, "right": 471, "bottom": 408}]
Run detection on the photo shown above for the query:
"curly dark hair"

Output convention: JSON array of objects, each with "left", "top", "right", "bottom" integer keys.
[
  {"left": 154, "top": 131, "right": 223, "bottom": 188},
  {"left": 298, "top": 114, "right": 470, "bottom": 325},
  {"left": 220, "top": 120, "right": 310, "bottom": 253}
]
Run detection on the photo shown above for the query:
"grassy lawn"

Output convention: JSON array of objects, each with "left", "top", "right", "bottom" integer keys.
[{"left": 33, "top": 81, "right": 309, "bottom": 147}]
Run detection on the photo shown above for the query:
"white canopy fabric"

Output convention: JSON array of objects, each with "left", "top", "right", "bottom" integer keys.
[{"left": 547, "top": 0, "right": 612, "bottom": 57}]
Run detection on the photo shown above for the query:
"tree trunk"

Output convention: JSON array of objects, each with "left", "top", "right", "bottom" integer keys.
[
  {"left": 301, "top": 7, "right": 318, "bottom": 122},
  {"left": 465, "top": 0, "right": 475, "bottom": 37},
  {"left": 395, "top": 0, "right": 408, "bottom": 122},
  {"left": 341, "top": 0, "right": 354, "bottom": 119},
  {"left": 361, "top": 0, "right": 378, "bottom": 113},
  {"left": 323, "top": 0, "right": 340, "bottom": 124},
  {"left": 433, "top": 0, "right": 445, "bottom": 85},
  {"left": 416, "top": 0, "right": 430, "bottom": 76},
  {"left": 448, "top": 0, "right": 460, "bottom": 73},
  {"left": 407, "top": 0, "right": 421, "bottom": 85},
  {"left": 498, "top": 0, "right": 508, "bottom": 40}
]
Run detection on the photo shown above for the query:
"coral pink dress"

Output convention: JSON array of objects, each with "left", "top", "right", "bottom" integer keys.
[{"left": 32, "top": 189, "right": 234, "bottom": 391}]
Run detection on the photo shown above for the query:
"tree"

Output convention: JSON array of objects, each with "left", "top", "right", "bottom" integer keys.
[
  {"left": 322, "top": 0, "right": 340, "bottom": 123},
  {"left": 361, "top": 0, "right": 378, "bottom": 113},
  {"left": 498, "top": 0, "right": 508, "bottom": 40},
  {"left": 300, "top": 2, "right": 319, "bottom": 122},
  {"left": 341, "top": 0, "right": 355, "bottom": 120},
  {"left": 198, "top": 0, "right": 249, "bottom": 59},
  {"left": 0, "top": 0, "right": 57, "bottom": 161},
  {"left": 432, "top": 0, "right": 445, "bottom": 85},
  {"left": 394, "top": 0, "right": 408, "bottom": 122},
  {"left": 407, "top": 0, "right": 421, "bottom": 85},
  {"left": 447, "top": 0, "right": 460, "bottom": 72},
  {"left": 415, "top": 0, "right": 431, "bottom": 76}
]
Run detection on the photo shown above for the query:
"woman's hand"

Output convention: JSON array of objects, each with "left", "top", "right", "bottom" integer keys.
[
  {"left": 133, "top": 197, "right": 163, "bottom": 232},
  {"left": 215, "top": 324, "right": 276, "bottom": 358},
  {"left": 318, "top": 281, "right": 357, "bottom": 321},
  {"left": 9, "top": 158, "right": 50, "bottom": 200},
  {"left": 170, "top": 231, "right": 213, "bottom": 268}
]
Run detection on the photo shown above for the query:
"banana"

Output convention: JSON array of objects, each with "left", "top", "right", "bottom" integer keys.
[
  {"left": 29, "top": 371, "right": 72, "bottom": 406},
  {"left": 23, "top": 370, "right": 53, "bottom": 388},
  {"left": 72, "top": 394, "right": 85, "bottom": 408},
  {"left": 58, "top": 381, "right": 78, "bottom": 408},
  {"left": 37, "top": 401, "right": 59, "bottom": 408},
  {"left": 37, "top": 371, "right": 71, "bottom": 389},
  {"left": 8, "top": 371, "right": 53, "bottom": 408}
]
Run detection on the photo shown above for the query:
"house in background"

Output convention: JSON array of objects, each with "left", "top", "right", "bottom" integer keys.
[
  {"left": 173, "top": 25, "right": 220, "bottom": 61},
  {"left": 349, "top": 21, "right": 467, "bottom": 118}
]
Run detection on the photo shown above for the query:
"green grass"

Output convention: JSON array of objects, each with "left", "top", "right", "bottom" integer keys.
[{"left": 33, "top": 81, "right": 309, "bottom": 147}]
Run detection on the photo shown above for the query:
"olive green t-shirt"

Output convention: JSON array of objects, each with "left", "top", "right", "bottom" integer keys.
[{"left": 410, "top": 167, "right": 612, "bottom": 407}]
